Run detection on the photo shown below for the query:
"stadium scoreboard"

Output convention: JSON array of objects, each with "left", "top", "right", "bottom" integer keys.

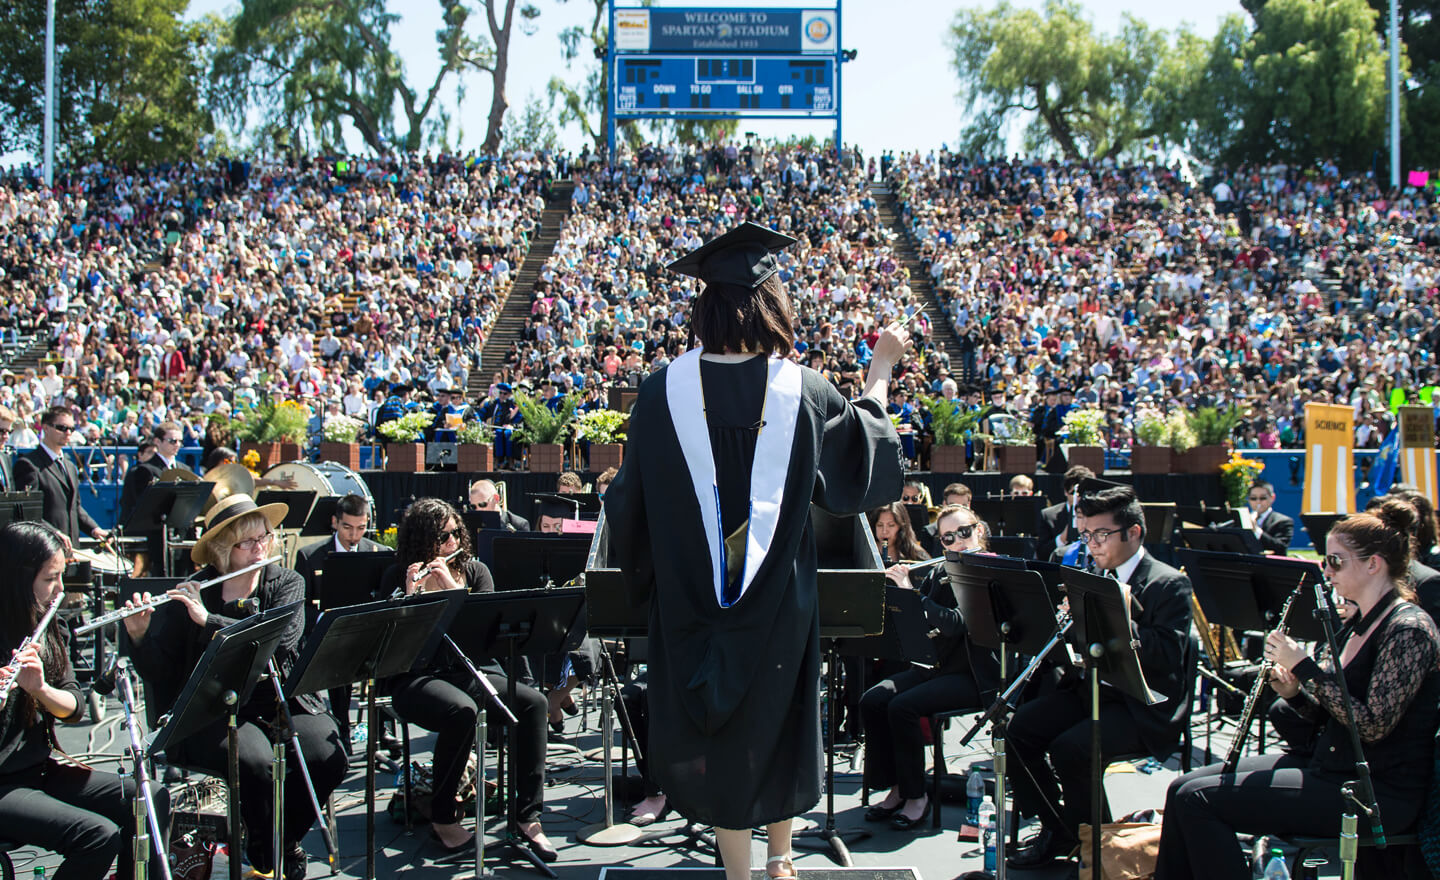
[{"left": 607, "top": 6, "right": 843, "bottom": 151}]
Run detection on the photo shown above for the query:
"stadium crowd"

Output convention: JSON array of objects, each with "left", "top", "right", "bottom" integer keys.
[{"left": 0, "top": 141, "right": 1436, "bottom": 472}]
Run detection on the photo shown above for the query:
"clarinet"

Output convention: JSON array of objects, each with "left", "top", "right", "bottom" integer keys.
[
  {"left": 1223, "top": 584, "right": 1304, "bottom": 773},
  {"left": 0, "top": 592, "right": 65, "bottom": 708}
]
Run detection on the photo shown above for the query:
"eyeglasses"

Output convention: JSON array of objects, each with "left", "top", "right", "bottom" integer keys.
[
  {"left": 1324, "top": 553, "right": 1373, "bottom": 571},
  {"left": 1077, "top": 528, "right": 1124, "bottom": 545},
  {"left": 233, "top": 532, "right": 274, "bottom": 552},
  {"left": 0, "top": 427, "right": 10, "bottom": 436},
  {"left": 939, "top": 524, "right": 980, "bottom": 546},
  {"left": 48, "top": 423, "right": 76, "bottom": 433},
  {"left": 160, "top": 436, "right": 181, "bottom": 444},
  {"left": 439, "top": 527, "right": 464, "bottom": 543}
]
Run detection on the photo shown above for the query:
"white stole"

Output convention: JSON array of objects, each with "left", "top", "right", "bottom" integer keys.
[{"left": 666, "top": 348, "right": 802, "bottom": 608}]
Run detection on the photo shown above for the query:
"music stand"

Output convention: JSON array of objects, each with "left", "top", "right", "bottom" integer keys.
[
  {"left": 1061, "top": 568, "right": 1164, "bottom": 880},
  {"left": 470, "top": 527, "right": 513, "bottom": 571},
  {"left": 1141, "top": 504, "right": 1177, "bottom": 543},
  {"left": 285, "top": 592, "right": 465, "bottom": 880},
  {"left": 124, "top": 481, "right": 212, "bottom": 575},
  {"left": 447, "top": 588, "right": 587, "bottom": 878},
  {"left": 832, "top": 585, "right": 936, "bottom": 665},
  {"left": 301, "top": 497, "right": 344, "bottom": 538},
  {"left": 1301, "top": 513, "right": 1347, "bottom": 552},
  {"left": 149, "top": 604, "right": 300, "bottom": 880},
  {"left": 948, "top": 552, "right": 1066, "bottom": 874},
  {"left": 972, "top": 496, "right": 1044, "bottom": 536},
  {"left": 1176, "top": 549, "right": 1326, "bottom": 643},
  {"left": 317, "top": 551, "right": 396, "bottom": 610},
  {"left": 0, "top": 490, "right": 41, "bottom": 527},
  {"left": 1179, "top": 527, "right": 1263, "bottom": 556},
  {"left": 1175, "top": 504, "right": 1237, "bottom": 528},
  {"left": 530, "top": 493, "right": 602, "bottom": 522},
  {"left": 464, "top": 509, "right": 506, "bottom": 536},
  {"left": 987, "top": 535, "right": 1038, "bottom": 561},
  {"left": 256, "top": 489, "right": 318, "bottom": 530},
  {"left": 488, "top": 535, "right": 589, "bottom": 590},
  {"left": 904, "top": 503, "right": 930, "bottom": 537}
]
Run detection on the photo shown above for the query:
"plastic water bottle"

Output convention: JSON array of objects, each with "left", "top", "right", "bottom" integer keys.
[
  {"left": 978, "top": 795, "right": 997, "bottom": 872},
  {"left": 1262, "top": 848, "right": 1291, "bottom": 879},
  {"left": 965, "top": 768, "right": 984, "bottom": 826}
]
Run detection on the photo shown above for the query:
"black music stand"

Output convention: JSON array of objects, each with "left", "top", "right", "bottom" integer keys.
[
  {"left": 833, "top": 585, "right": 936, "bottom": 665},
  {"left": 988, "top": 535, "right": 1039, "bottom": 561},
  {"left": 285, "top": 592, "right": 465, "bottom": 880},
  {"left": 1176, "top": 550, "right": 1327, "bottom": 644},
  {"left": 447, "top": 589, "right": 587, "bottom": 878},
  {"left": 1061, "top": 568, "right": 1163, "bottom": 880},
  {"left": 1179, "top": 527, "right": 1263, "bottom": 556},
  {"left": 0, "top": 489, "right": 41, "bottom": 527},
  {"left": 469, "top": 527, "right": 513, "bottom": 571},
  {"left": 949, "top": 552, "right": 1066, "bottom": 875},
  {"left": 488, "top": 535, "right": 589, "bottom": 590},
  {"left": 301, "top": 497, "right": 344, "bottom": 538},
  {"left": 149, "top": 605, "right": 300, "bottom": 880},
  {"left": 257, "top": 490, "right": 318, "bottom": 530},
  {"left": 1301, "top": 513, "right": 1347, "bottom": 552},
  {"left": 318, "top": 551, "right": 395, "bottom": 610},
  {"left": 530, "top": 493, "right": 602, "bottom": 523},
  {"left": 972, "top": 496, "right": 1044, "bottom": 536},
  {"left": 124, "top": 481, "right": 212, "bottom": 575},
  {"left": 1175, "top": 504, "right": 1237, "bottom": 529},
  {"left": 904, "top": 503, "right": 931, "bottom": 537}
]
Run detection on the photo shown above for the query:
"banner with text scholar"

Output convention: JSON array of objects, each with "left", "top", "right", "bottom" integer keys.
[
  {"left": 1398, "top": 406, "right": 1438, "bottom": 506},
  {"left": 1304, "top": 403, "right": 1355, "bottom": 513}
]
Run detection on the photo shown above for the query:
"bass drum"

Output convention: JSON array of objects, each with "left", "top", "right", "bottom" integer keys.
[{"left": 261, "top": 461, "right": 375, "bottom": 562}]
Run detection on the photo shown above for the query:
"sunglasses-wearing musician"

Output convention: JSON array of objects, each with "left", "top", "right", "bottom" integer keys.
[
  {"left": 0, "top": 521, "right": 164, "bottom": 880},
  {"left": 1156, "top": 500, "right": 1440, "bottom": 880},
  {"left": 124, "top": 494, "right": 347, "bottom": 880}
]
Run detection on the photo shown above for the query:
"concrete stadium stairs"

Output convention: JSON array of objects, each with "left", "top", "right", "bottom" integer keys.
[
  {"left": 473, "top": 180, "right": 575, "bottom": 395},
  {"left": 869, "top": 181, "right": 964, "bottom": 364},
  {"left": 1, "top": 333, "right": 49, "bottom": 375}
]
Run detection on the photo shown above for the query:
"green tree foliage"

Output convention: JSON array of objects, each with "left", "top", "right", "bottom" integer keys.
[
  {"left": 0, "top": 0, "right": 212, "bottom": 163},
  {"left": 213, "top": 0, "right": 538, "bottom": 155},
  {"left": 949, "top": 0, "right": 1201, "bottom": 160},
  {"left": 1193, "top": 0, "right": 1391, "bottom": 167}
]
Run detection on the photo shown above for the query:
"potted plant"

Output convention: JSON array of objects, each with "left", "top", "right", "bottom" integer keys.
[
  {"left": 993, "top": 417, "right": 1037, "bottom": 475},
  {"left": 918, "top": 396, "right": 989, "bottom": 473},
  {"left": 232, "top": 402, "right": 281, "bottom": 471},
  {"left": 1218, "top": 451, "right": 1266, "bottom": 508},
  {"left": 575, "top": 409, "right": 628, "bottom": 472},
  {"left": 1060, "top": 406, "right": 1107, "bottom": 474},
  {"left": 1179, "top": 405, "right": 1241, "bottom": 474},
  {"left": 320, "top": 414, "right": 366, "bottom": 470},
  {"left": 377, "top": 412, "right": 435, "bottom": 472},
  {"left": 1132, "top": 408, "right": 1173, "bottom": 474},
  {"left": 455, "top": 421, "right": 495, "bottom": 473},
  {"left": 515, "top": 392, "right": 579, "bottom": 472},
  {"left": 269, "top": 400, "right": 310, "bottom": 462}
]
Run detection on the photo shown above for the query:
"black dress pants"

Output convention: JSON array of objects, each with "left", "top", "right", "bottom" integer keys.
[
  {"left": 1005, "top": 687, "right": 1149, "bottom": 835},
  {"left": 618, "top": 679, "right": 658, "bottom": 797},
  {"left": 0, "top": 757, "right": 171, "bottom": 880},
  {"left": 1156, "top": 754, "right": 1424, "bottom": 880},
  {"left": 860, "top": 667, "right": 981, "bottom": 800},
  {"left": 169, "top": 710, "right": 347, "bottom": 872},
  {"left": 390, "top": 669, "right": 548, "bottom": 824}
]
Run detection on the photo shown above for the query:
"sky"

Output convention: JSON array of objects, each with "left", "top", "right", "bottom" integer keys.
[{"left": 183, "top": 0, "right": 1245, "bottom": 158}]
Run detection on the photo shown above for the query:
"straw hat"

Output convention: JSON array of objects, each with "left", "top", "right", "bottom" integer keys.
[{"left": 190, "top": 492, "right": 289, "bottom": 565}]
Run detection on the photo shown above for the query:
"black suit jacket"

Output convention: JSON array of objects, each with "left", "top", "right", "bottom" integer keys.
[
  {"left": 505, "top": 510, "right": 531, "bottom": 532},
  {"left": 1411, "top": 560, "right": 1440, "bottom": 626},
  {"left": 13, "top": 447, "right": 99, "bottom": 542},
  {"left": 1256, "top": 509, "right": 1295, "bottom": 555},
  {"left": 1035, "top": 501, "right": 1073, "bottom": 561},
  {"left": 1120, "top": 552, "right": 1196, "bottom": 759},
  {"left": 118, "top": 457, "right": 166, "bottom": 526},
  {"left": 0, "top": 447, "right": 14, "bottom": 493},
  {"left": 294, "top": 535, "right": 389, "bottom": 602}
]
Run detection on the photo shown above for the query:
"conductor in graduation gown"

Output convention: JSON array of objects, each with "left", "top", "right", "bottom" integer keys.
[{"left": 604, "top": 222, "right": 910, "bottom": 880}]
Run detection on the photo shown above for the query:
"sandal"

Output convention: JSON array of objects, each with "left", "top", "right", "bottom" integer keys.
[{"left": 766, "top": 855, "right": 797, "bottom": 880}]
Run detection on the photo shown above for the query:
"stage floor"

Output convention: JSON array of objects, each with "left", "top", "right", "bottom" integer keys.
[{"left": 32, "top": 691, "right": 1326, "bottom": 880}]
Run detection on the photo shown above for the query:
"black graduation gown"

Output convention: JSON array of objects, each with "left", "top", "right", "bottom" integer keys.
[{"left": 605, "top": 355, "right": 903, "bottom": 828}]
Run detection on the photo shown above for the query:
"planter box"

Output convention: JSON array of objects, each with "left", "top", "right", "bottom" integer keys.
[
  {"left": 239, "top": 441, "right": 281, "bottom": 471},
  {"left": 318, "top": 442, "right": 361, "bottom": 470},
  {"left": 385, "top": 443, "right": 425, "bottom": 473},
  {"left": 278, "top": 442, "right": 302, "bottom": 463},
  {"left": 997, "top": 445, "right": 1037, "bottom": 475},
  {"left": 1130, "top": 446, "right": 1173, "bottom": 475},
  {"left": 588, "top": 443, "right": 624, "bottom": 473},
  {"left": 528, "top": 443, "right": 565, "bottom": 473},
  {"left": 457, "top": 444, "right": 494, "bottom": 473},
  {"left": 930, "top": 444, "right": 968, "bottom": 475},
  {"left": 1064, "top": 445, "right": 1106, "bottom": 475},
  {"left": 1177, "top": 444, "right": 1230, "bottom": 475}
]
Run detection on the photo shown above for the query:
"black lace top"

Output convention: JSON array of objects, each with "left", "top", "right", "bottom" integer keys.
[{"left": 1286, "top": 595, "right": 1440, "bottom": 795}]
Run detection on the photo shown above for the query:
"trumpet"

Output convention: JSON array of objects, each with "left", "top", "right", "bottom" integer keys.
[
  {"left": 390, "top": 548, "right": 465, "bottom": 598},
  {"left": 0, "top": 592, "right": 65, "bottom": 708},
  {"left": 1223, "top": 583, "right": 1304, "bottom": 773},
  {"left": 75, "top": 556, "right": 282, "bottom": 636}
]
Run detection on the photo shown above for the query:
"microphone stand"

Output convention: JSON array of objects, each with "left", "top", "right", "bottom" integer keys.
[
  {"left": 114, "top": 659, "right": 173, "bottom": 880},
  {"left": 1309, "top": 580, "right": 1386, "bottom": 879}
]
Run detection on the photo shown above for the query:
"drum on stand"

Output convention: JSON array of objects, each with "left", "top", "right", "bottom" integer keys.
[{"left": 261, "top": 461, "right": 376, "bottom": 561}]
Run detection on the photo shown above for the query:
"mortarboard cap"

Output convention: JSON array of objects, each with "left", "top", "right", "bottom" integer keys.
[
  {"left": 531, "top": 492, "right": 599, "bottom": 521},
  {"left": 666, "top": 222, "right": 798, "bottom": 289},
  {"left": 1078, "top": 476, "right": 1134, "bottom": 500}
]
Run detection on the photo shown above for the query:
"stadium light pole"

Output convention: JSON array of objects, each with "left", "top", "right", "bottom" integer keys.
[
  {"left": 1388, "top": 0, "right": 1399, "bottom": 188},
  {"left": 44, "top": 0, "right": 56, "bottom": 188}
]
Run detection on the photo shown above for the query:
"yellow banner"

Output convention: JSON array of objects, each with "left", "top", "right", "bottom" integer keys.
[
  {"left": 1398, "top": 406, "right": 1438, "bottom": 507},
  {"left": 1304, "top": 403, "right": 1355, "bottom": 513}
]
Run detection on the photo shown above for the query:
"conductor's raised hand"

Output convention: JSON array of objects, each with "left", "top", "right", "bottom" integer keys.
[{"left": 870, "top": 322, "right": 912, "bottom": 366}]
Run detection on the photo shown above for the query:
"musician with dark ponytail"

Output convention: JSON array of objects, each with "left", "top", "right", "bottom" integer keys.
[
  {"left": 1156, "top": 499, "right": 1440, "bottom": 879},
  {"left": 0, "top": 520, "right": 165, "bottom": 880}
]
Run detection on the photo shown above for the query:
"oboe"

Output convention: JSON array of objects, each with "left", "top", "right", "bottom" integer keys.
[
  {"left": 1223, "top": 584, "right": 1304, "bottom": 773},
  {"left": 0, "top": 592, "right": 65, "bottom": 708},
  {"left": 75, "top": 555, "right": 282, "bottom": 636}
]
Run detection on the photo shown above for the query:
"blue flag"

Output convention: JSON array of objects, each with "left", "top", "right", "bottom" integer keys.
[{"left": 1373, "top": 426, "right": 1401, "bottom": 496}]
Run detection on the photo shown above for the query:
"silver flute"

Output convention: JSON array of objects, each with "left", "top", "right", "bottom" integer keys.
[
  {"left": 75, "top": 556, "right": 282, "bottom": 636},
  {"left": 0, "top": 592, "right": 65, "bottom": 707},
  {"left": 391, "top": 548, "right": 464, "bottom": 598}
]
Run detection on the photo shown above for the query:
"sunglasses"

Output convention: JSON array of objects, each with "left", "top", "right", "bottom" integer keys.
[
  {"left": 1324, "top": 553, "right": 1373, "bottom": 571},
  {"left": 48, "top": 423, "right": 76, "bottom": 433},
  {"left": 439, "top": 527, "right": 464, "bottom": 543},
  {"left": 939, "top": 524, "right": 979, "bottom": 546}
]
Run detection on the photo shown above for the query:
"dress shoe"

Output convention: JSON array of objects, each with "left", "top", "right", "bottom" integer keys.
[
  {"left": 890, "top": 798, "right": 931, "bottom": 831},
  {"left": 629, "top": 801, "right": 671, "bottom": 827},
  {"left": 518, "top": 826, "right": 559, "bottom": 863},
  {"left": 863, "top": 802, "right": 901, "bottom": 822},
  {"left": 1006, "top": 827, "right": 1076, "bottom": 868},
  {"left": 282, "top": 842, "right": 308, "bottom": 880},
  {"left": 430, "top": 826, "right": 475, "bottom": 856}
]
